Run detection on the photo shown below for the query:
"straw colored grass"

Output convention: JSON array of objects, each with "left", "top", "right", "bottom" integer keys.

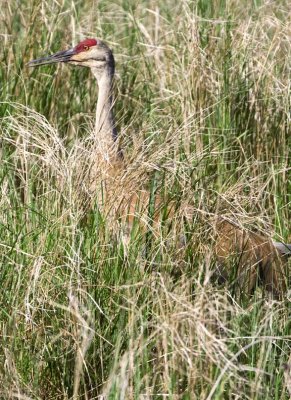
[{"left": 0, "top": 0, "right": 290, "bottom": 399}]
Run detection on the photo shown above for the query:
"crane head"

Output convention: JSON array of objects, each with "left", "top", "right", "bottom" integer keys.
[{"left": 27, "top": 38, "right": 114, "bottom": 70}]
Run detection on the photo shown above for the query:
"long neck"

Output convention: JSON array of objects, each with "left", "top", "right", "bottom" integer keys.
[{"left": 91, "top": 66, "right": 118, "bottom": 162}]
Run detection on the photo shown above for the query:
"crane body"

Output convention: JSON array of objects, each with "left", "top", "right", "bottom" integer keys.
[{"left": 28, "top": 38, "right": 290, "bottom": 298}]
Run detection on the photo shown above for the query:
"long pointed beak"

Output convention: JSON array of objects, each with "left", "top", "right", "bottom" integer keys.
[{"left": 27, "top": 48, "right": 76, "bottom": 67}]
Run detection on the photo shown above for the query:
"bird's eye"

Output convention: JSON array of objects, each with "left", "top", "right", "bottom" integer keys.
[{"left": 83, "top": 45, "right": 89, "bottom": 51}]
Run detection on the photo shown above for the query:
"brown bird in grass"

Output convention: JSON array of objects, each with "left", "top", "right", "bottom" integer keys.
[{"left": 28, "top": 38, "right": 290, "bottom": 298}]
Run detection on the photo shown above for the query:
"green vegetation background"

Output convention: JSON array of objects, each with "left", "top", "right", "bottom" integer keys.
[{"left": 0, "top": 0, "right": 290, "bottom": 399}]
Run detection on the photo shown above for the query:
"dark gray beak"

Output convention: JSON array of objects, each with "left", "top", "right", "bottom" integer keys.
[{"left": 27, "top": 48, "right": 76, "bottom": 67}]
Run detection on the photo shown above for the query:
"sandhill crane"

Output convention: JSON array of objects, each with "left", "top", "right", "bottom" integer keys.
[
  {"left": 28, "top": 38, "right": 290, "bottom": 297},
  {"left": 28, "top": 39, "right": 120, "bottom": 165}
]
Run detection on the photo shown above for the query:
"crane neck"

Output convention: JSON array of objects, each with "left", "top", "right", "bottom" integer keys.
[{"left": 91, "top": 65, "right": 118, "bottom": 162}]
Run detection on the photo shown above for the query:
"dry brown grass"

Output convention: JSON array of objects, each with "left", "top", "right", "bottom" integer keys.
[{"left": 0, "top": 0, "right": 290, "bottom": 398}]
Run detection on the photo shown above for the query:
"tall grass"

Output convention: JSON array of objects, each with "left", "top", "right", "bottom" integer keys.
[{"left": 0, "top": 0, "right": 290, "bottom": 398}]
